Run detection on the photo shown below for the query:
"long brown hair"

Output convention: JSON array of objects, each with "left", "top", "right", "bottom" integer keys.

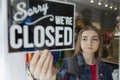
[{"left": 74, "top": 26, "right": 103, "bottom": 59}]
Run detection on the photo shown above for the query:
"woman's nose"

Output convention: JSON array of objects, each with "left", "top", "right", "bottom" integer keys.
[{"left": 87, "top": 40, "right": 92, "bottom": 46}]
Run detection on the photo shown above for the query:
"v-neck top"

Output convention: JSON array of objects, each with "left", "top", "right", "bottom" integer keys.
[{"left": 87, "top": 63, "right": 98, "bottom": 80}]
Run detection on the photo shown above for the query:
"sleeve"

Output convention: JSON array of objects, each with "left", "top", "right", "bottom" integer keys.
[
  {"left": 106, "top": 65, "right": 113, "bottom": 80},
  {"left": 103, "top": 62, "right": 113, "bottom": 80},
  {"left": 56, "top": 57, "right": 79, "bottom": 80},
  {"left": 56, "top": 58, "right": 70, "bottom": 80}
]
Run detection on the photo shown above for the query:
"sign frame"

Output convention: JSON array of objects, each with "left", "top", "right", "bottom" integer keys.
[{"left": 7, "top": 0, "right": 76, "bottom": 53}]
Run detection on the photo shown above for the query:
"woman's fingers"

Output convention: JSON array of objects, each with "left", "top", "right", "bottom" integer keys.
[
  {"left": 46, "top": 55, "right": 55, "bottom": 80},
  {"left": 39, "top": 52, "right": 53, "bottom": 80},
  {"left": 30, "top": 50, "right": 41, "bottom": 74},
  {"left": 40, "top": 51, "right": 52, "bottom": 75},
  {"left": 33, "top": 49, "right": 49, "bottom": 79}
]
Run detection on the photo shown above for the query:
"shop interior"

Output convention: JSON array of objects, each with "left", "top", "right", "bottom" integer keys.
[
  {"left": 2, "top": 0, "right": 119, "bottom": 80},
  {"left": 65, "top": 0, "right": 120, "bottom": 63},
  {"left": 64, "top": 0, "right": 120, "bottom": 80}
]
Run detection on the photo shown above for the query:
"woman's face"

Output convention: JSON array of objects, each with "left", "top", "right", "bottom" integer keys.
[{"left": 81, "top": 30, "right": 100, "bottom": 54}]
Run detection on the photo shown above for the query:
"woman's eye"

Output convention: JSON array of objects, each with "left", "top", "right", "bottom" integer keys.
[
  {"left": 93, "top": 38, "right": 99, "bottom": 41},
  {"left": 82, "top": 38, "right": 87, "bottom": 41}
]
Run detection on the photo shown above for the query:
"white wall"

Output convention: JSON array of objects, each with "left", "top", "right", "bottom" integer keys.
[{"left": 0, "top": 0, "right": 26, "bottom": 80}]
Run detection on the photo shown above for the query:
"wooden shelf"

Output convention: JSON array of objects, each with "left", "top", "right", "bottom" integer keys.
[{"left": 102, "top": 57, "right": 119, "bottom": 65}]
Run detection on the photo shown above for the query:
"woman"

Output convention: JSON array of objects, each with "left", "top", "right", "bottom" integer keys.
[{"left": 30, "top": 26, "right": 113, "bottom": 80}]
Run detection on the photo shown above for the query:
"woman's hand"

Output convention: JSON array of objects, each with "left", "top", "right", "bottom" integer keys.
[{"left": 30, "top": 49, "right": 57, "bottom": 80}]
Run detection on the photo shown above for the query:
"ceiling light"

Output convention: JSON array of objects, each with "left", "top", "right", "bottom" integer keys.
[
  {"left": 98, "top": 0, "right": 102, "bottom": 5},
  {"left": 109, "top": 3, "right": 113, "bottom": 9},
  {"left": 114, "top": 7, "right": 117, "bottom": 10},
  {"left": 104, "top": 0, "right": 108, "bottom": 7},
  {"left": 90, "top": 0, "right": 94, "bottom": 3},
  {"left": 105, "top": 4, "right": 108, "bottom": 7},
  {"left": 98, "top": 2, "right": 102, "bottom": 5},
  {"left": 110, "top": 6, "right": 113, "bottom": 9}
]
